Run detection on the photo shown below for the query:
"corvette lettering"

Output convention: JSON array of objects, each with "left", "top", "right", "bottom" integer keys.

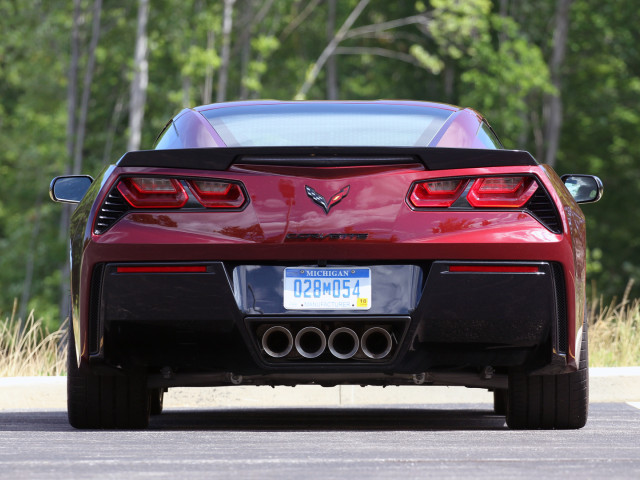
[{"left": 285, "top": 233, "right": 368, "bottom": 240}]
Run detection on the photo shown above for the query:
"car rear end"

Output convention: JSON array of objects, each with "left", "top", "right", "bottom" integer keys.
[
  {"left": 56, "top": 101, "right": 597, "bottom": 429},
  {"left": 73, "top": 147, "right": 580, "bottom": 389}
]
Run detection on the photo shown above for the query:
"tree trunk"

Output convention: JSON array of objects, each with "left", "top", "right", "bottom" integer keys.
[
  {"left": 443, "top": 62, "right": 454, "bottom": 101},
  {"left": 58, "top": 0, "right": 83, "bottom": 326},
  {"left": 60, "top": 0, "right": 82, "bottom": 243},
  {"left": 543, "top": 0, "right": 572, "bottom": 167},
  {"left": 238, "top": 0, "right": 254, "bottom": 100},
  {"left": 182, "top": 75, "right": 192, "bottom": 108},
  {"left": 295, "top": 0, "right": 369, "bottom": 100},
  {"left": 102, "top": 93, "right": 125, "bottom": 163},
  {"left": 216, "top": 0, "right": 236, "bottom": 103},
  {"left": 326, "top": 0, "right": 338, "bottom": 99},
  {"left": 202, "top": 29, "right": 215, "bottom": 104},
  {"left": 19, "top": 188, "right": 44, "bottom": 327},
  {"left": 73, "top": 0, "right": 102, "bottom": 175},
  {"left": 128, "top": 0, "right": 149, "bottom": 151}
]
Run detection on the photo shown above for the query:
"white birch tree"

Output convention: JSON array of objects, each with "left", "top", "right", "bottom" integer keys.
[{"left": 128, "top": 0, "right": 149, "bottom": 151}]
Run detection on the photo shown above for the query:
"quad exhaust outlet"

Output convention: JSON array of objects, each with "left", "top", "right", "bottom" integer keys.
[
  {"left": 361, "top": 327, "right": 393, "bottom": 359},
  {"left": 328, "top": 327, "right": 359, "bottom": 360},
  {"left": 295, "top": 327, "right": 326, "bottom": 358},
  {"left": 262, "top": 326, "right": 294, "bottom": 358},
  {"left": 261, "top": 324, "right": 395, "bottom": 361}
]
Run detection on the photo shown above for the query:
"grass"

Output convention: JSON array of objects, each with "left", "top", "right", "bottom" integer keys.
[
  {"left": 589, "top": 281, "right": 640, "bottom": 367},
  {"left": 1, "top": 288, "right": 639, "bottom": 376},
  {"left": 0, "top": 301, "right": 66, "bottom": 377}
]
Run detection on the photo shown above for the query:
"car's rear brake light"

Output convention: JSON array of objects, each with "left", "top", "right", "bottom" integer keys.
[
  {"left": 449, "top": 265, "right": 540, "bottom": 273},
  {"left": 467, "top": 176, "right": 538, "bottom": 208},
  {"left": 409, "top": 179, "right": 468, "bottom": 208},
  {"left": 117, "top": 177, "right": 188, "bottom": 208},
  {"left": 188, "top": 180, "right": 246, "bottom": 208},
  {"left": 116, "top": 266, "right": 207, "bottom": 273}
]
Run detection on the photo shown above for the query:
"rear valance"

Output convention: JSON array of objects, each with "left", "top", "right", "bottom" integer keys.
[{"left": 117, "top": 147, "right": 537, "bottom": 171}]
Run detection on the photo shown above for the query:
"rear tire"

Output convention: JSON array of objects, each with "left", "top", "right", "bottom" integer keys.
[
  {"left": 150, "top": 388, "right": 164, "bottom": 416},
  {"left": 493, "top": 389, "right": 508, "bottom": 415},
  {"left": 67, "top": 323, "right": 150, "bottom": 429},
  {"left": 506, "top": 318, "right": 588, "bottom": 429}
]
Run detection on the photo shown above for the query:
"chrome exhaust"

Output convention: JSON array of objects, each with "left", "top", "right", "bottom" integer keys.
[
  {"left": 361, "top": 327, "right": 393, "bottom": 359},
  {"left": 295, "top": 327, "right": 326, "bottom": 359},
  {"left": 328, "top": 327, "right": 359, "bottom": 359},
  {"left": 262, "top": 326, "right": 293, "bottom": 358}
]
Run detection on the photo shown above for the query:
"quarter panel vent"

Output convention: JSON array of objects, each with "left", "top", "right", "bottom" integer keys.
[
  {"left": 94, "top": 189, "right": 130, "bottom": 234},
  {"left": 525, "top": 187, "right": 562, "bottom": 234}
]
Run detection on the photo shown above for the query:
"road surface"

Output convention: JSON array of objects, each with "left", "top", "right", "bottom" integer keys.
[{"left": 1, "top": 402, "right": 639, "bottom": 479}]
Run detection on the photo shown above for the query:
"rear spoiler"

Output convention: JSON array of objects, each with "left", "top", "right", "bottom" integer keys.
[{"left": 117, "top": 146, "right": 537, "bottom": 171}]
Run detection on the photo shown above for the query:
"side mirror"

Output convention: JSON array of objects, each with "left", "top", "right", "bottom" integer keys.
[
  {"left": 561, "top": 175, "right": 603, "bottom": 204},
  {"left": 49, "top": 175, "right": 94, "bottom": 204}
]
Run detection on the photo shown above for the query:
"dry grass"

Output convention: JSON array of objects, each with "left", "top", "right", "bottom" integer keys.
[
  {"left": 589, "top": 281, "right": 640, "bottom": 367},
  {"left": 0, "top": 301, "right": 66, "bottom": 377}
]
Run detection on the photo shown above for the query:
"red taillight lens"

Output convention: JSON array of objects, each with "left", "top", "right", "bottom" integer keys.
[
  {"left": 409, "top": 179, "right": 468, "bottom": 208},
  {"left": 117, "top": 177, "right": 188, "bottom": 208},
  {"left": 188, "top": 180, "right": 246, "bottom": 209},
  {"left": 467, "top": 176, "right": 538, "bottom": 208}
]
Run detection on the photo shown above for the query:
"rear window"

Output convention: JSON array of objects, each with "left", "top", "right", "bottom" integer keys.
[
  {"left": 200, "top": 103, "right": 454, "bottom": 147},
  {"left": 476, "top": 122, "right": 503, "bottom": 149}
]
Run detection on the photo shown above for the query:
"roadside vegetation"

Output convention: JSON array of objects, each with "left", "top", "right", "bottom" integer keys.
[
  {"left": 589, "top": 282, "right": 640, "bottom": 367},
  {"left": 1, "top": 290, "right": 639, "bottom": 376},
  {"left": 0, "top": 302, "right": 66, "bottom": 377}
]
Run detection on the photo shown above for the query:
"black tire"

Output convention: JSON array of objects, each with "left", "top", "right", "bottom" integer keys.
[
  {"left": 493, "top": 389, "right": 508, "bottom": 415},
  {"left": 67, "top": 323, "right": 150, "bottom": 429},
  {"left": 149, "top": 388, "right": 164, "bottom": 416},
  {"left": 506, "top": 318, "right": 588, "bottom": 429}
]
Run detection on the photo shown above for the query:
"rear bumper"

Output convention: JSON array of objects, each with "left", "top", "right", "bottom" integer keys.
[{"left": 86, "top": 260, "right": 569, "bottom": 382}]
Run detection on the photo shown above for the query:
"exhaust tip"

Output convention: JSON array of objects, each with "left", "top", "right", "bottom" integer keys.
[
  {"left": 295, "top": 327, "right": 326, "bottom": 359},
  {"left": 361, "top": 327, "right": 393, "bottom": 359},
  {"left": 262, "top": 326, "right": 293, "bottom": 358},
  {"left": 328, "top": 327, "right": 359, "bottom": 359}
]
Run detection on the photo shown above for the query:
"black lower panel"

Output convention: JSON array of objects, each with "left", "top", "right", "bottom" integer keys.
[
  {"left": 100, "top": 262, "right": 241, "bottom": 330},
  {"left": 90, "top": 260, "right": 562, "bottom": 378},
  {"left": 414, "top": 261, "right": 557, "bottom": 347}
]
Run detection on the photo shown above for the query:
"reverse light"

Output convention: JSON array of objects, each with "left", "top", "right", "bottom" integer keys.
[
  {"left": 188, "top": 180, "right": 246, "bottom": 209},
  {"left": 117, "top": 177, "right": 188, "bottom": 208},
  {"left": 467, "top": 176, "right": 538, "bottom": 208},
  {"left": 409, "top": 179, "right": 468, "bottom": 208}
]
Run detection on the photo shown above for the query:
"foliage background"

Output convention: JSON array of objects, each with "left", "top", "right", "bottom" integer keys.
[{"left": 0, "top": 0, "right": 638, "bottom": 329}]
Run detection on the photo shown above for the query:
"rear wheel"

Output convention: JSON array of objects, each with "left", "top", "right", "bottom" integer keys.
[
  {"left": 493, "top": 389, "right": 508, "bottom": 415},
  {"left": 506, "top": 318, "right": 588, "bottom": 429},
  {"left": 67, "top": 323, "right": 150, "bottom": 429},
  {"left": 150, "top": 388, "right": 165, "bottom": 416}
]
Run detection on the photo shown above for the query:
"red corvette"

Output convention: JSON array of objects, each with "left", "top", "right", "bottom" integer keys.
[{"left": 51, "top": 100, "right": 602, "bottom": 429}]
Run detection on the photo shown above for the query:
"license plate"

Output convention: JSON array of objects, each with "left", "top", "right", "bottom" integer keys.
[{"left": 283, "top": 267, "right": 371, "bottom": 310}]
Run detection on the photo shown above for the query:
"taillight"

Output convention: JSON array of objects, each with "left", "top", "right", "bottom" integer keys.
[
  {"left": 409, "top": 179, "right": 468, "bottom": 208},
  {"left": 467, "top": 176, "right": 538, "bottom": 208},
  {"left": 188, "top": 180, "right": 246, "bottom": 209},
  {"left": 117, "top": 177, "right": 188, "bottom": 208}
]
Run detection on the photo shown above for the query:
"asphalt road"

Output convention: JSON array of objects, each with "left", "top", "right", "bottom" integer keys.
[{"left": 1, "top": 403, "right": 639, "bottom": 479}]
